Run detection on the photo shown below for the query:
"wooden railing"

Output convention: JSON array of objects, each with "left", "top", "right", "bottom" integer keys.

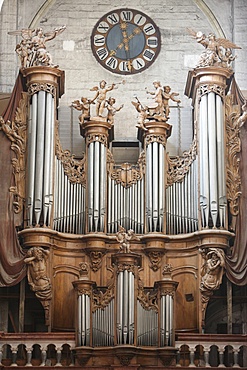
[
  {"left": 0, "top": 332, "right": 246, "bottom": 368},
  {"left": 175, "top": 333, "right": 247, "bottom": 368}
]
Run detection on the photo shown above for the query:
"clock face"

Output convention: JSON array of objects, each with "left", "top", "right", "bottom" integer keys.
[{"left": 91, "top": 8, "right": 161, "bottom": 75}]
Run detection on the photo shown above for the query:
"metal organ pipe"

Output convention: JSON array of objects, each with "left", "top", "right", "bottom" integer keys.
[
  {"left": 165, "top": 159, "right": 198, "bottom": 234},
  {"left": 53, "top": 157, "right": 86, "bottom": 234},
  {"left": 146, "top": 140, "right": 165, "bottom": 232},
  {"left": 216, "top": 94, "right": 227, "bottom": 227},
  {"left": 107, "top": 176, "right": 144, "bottom": 234},
  {"left": 199, "top": 90, "right": 226, "bottom": 229},
  {"left": 116, "top": 269, "right": 135, "bottom": 345},
  {"left": 27, "top": 93, "right": 37, "bottom": 226},
  {"left": 26, "top": 90, "right": 55, "bottom": 227}
]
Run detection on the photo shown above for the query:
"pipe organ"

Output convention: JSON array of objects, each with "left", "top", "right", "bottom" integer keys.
[{"left": 17, "top": 48, "right": 241, "bottom": 367}]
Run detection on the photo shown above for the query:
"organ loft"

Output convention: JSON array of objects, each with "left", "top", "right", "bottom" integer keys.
[{"left": 0, "top": 22, "right": 246, "bottom": 369}]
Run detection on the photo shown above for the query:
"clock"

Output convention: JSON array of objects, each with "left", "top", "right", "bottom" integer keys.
[{"left": 91, "top": 8, "right": 161, "bottom": 75}]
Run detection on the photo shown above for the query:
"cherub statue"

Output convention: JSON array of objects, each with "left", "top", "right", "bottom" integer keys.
[
  {"left": 116, "top": 225, "right": 140, "bottom": 253},
  {"left": 146, "top": 81, "right": 164, "bottom": 116},
  {"left": 187, "top": 28, "right": 241, "bottom": 68},
  {"left": 90, "top": 80, "right": 117, "bottom": 117},
  {"left": 132, "top": 96, "right": 148, "bottom": 131},
  {"left": 162, "top": 85, "right": 181, "bottom": 118},
  {"left": 106, "top": 97, "right": 124, "bottom": 125},
  {"left": 71, "top": 97, "right": 92, "bottom": 124},
  {"left": 8, "top": 25, "right": 66, "bottom": 68}
]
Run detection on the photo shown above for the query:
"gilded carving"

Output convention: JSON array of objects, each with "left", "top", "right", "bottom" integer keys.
[
  {"left": 24, "top": 246, "right": 52, "bottom": 325},
  {"left": 56, "top": 132, "right": 86, "bottom": 186},
  {"left": 0, "top": 92, "right": 28, "bottom": 213},
  {"left": 107, "top": 149, "right": 145, "bottom": 187},
  {"left": 166, "top": 138, "right": 197, "bottom": 186},
  {"left": 198, "top": 84, "right": 225, "bottom": 99},
  {"left": 225, "top": 95, "right": 241, "bottom": 217},
  {"left": 86, "top": 133, "right": 108, "bottom": 147},
  {"left": 146, "top": 134, "right": 167, "bottom": 146},
  {"left": 28, "top": 82, "right": 56, "bottom": 96},
  {"left": 8, "top": 26, "right": 66, "bottom": 68}
]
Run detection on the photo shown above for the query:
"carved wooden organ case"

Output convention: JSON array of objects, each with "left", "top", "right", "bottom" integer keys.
[{"left": 3, "top": 61, "right": 242, "bottom": 366}]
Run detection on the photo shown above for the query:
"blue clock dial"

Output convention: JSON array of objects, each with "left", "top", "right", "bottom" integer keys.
[{"left": 91, "top": 8, "right": 161, "bottom": 75}]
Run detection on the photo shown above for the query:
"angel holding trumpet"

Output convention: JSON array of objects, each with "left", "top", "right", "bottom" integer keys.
[{"left": 8, "top": 25, "right": 66, "bottom": 68}]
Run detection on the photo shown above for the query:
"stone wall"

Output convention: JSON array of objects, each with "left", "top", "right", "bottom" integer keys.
[{"left": 0, "top": 0, "right": 246, "bottom": 158}]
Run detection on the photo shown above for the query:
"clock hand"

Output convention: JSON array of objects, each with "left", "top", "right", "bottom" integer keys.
[{"left": 110, "top": 25, "right": 142, "bottom": 71}]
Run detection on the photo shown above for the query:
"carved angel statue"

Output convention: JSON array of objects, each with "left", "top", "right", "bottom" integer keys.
[
  {"left": 145, "top": 82, "right": 180, "bottom": 120},
  {"left": 90, "top": 80, "right": 117, "bottom": 117},
  {"left": 200, "top": 248, "right": 225, "bottom": 293},
  {"left": 132, "top": 96, "right": 148, "bottom": 131},
  {"left": 116, "top": 225, "right": 140, "bottom": 253},
  {"left": 8, "top": 25, "right": 66, "bottom": 68},
  {"left": 106, "top": 97, "right": 124, "bottom": 125},
  {"left": 90, "top": 79, "right": 125, "bottom": 118},
  {"left": 187, "top": 28, "right": 241, "bottom": 69},
  {"left": 162, "top": 85, "right": 181, "bottom": 118},
  {"left": 71, "top": 97, "right": 93, "bottom": 124}
]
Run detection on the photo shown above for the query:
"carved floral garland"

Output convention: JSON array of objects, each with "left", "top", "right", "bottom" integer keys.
[
  {"left": 0, "top": 92, "right": 28, "bottom": 213},
  {"left": 225, "top": 95, "right": 241, "bottom": 216}
]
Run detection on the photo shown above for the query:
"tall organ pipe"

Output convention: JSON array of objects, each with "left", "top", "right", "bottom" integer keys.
[{"left": 27, "top": 94, "right": 37, "bottom": 226}]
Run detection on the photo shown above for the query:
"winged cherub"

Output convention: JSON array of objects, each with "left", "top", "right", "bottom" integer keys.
[
  {"left": 187, "top": 28, "right": 241, "bottom": 69},
  {"left": 8, "top": 25, "right": 66, "bottom": 68}
]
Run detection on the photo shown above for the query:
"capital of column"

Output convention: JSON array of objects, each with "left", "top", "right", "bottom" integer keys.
[
  {"left": 21, "top": 66, "right": 64, "bottom": 98},
  {"left": 138, "top": 120, "right": 172, "bottom": 146},
  {"left": 185, "top": 66, "right": 233, "bottom": 105}
]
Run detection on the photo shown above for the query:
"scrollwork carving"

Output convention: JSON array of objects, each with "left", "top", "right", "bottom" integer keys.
[
  {"left": 92, "top": 273, "right": 115, "bottom": 312},
  {"left": 198, "top": 84, "right": 225, "bottom": 100},
  {"left": 137, "top": 277, "right": 158, "bottom": 312},
  {"left": 28, "top": 82, "right": 56, "bottom": 96},
  {"left": 0, "top": 92, "right": 28, "bottom": 213},
  {"left": 146, "top": 134, "right": 167, "bottom": 146},
  {"left": 147, "top": 251, "right": 163, "bottom": 271},
  {"left": 225, "top": 95, "right": 241, "bottom": 216},
  {"left": 107, "top": 149, "right": 145, "bottom": 187},
  {"left": 86, "top": 133, "right": 108, "bottom": 147},
  {"left": 166, "top": 138, "right": 197, "bottom": 186}
]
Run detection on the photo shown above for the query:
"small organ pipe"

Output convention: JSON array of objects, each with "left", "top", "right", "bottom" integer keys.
[{"left": 152, "top": 142, "right": 158, "bottom": 230}]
